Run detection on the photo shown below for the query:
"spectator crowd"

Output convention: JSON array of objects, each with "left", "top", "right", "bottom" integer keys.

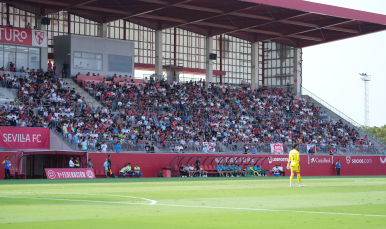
[{"left": 0, "top": 67, "right": 379, "bottom": 154}]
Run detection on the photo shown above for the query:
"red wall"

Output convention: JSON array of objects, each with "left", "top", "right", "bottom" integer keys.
[
  {"left": 1, "top": 152, "right": 384, "bottom": 179},
  {"left": 88, "top": 153, "right": 386, "bottom": 177}
]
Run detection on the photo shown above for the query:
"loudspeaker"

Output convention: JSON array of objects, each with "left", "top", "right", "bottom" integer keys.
[
  {"left": 41, "top": 17, "right": 50, "bottom": 25},
  {"left": 209, "top": 53, "right": 217, "bottom": 60}
]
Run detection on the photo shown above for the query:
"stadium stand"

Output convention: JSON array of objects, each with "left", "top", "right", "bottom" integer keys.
[{"left": 0, "top": 69, "right": 383, "bottom": 155}]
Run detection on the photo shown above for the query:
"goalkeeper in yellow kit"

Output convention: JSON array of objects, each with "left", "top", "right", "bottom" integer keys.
[{"left": 287, "top": 144, "right": 305, "bottom": 187}]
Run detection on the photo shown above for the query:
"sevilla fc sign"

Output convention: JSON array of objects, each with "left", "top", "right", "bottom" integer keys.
[
  {"left": 0, "top": 26, "right": 47, "bottom": 47},
  {"left": 0, "top": 127, "right": 50, "bottom": 149},
  {"left": 45, "top": 169, "right": 96, "bottom": 179}
]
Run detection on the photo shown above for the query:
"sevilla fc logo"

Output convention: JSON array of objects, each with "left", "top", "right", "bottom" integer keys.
[
  {"left": 47, "top": 170, "right": 56, "bottom": 179},
  {"left": 35, "top": 31, "right": 44, "bottom": 45},
  {"left": 86, "top": 170, "right": 95, "bottom": 178}
]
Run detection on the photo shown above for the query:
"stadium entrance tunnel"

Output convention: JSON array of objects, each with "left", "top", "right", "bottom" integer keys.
[
  {"left": 9, "top": 150, "right": 87, "bottom": 179},
  {"left": 170, "top": 155, "right": 269, "bottom": 177}
]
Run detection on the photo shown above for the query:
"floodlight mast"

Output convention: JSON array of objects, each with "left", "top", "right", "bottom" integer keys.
[{"left": 359, "top": 73, "right": 371, "bottom": 127}]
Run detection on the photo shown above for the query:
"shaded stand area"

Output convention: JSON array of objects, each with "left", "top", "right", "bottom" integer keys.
[{"left": 170, "top": 155, "right": 269, "bottom": 177}]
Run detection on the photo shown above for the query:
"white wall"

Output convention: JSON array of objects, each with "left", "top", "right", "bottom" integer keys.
[{"left": 54, "top": 35, "right": 135, "bottom": 78}]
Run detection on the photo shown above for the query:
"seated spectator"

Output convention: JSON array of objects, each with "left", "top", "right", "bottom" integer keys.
[
  {"left": 271, "top": 165, "right": 280, "bottom": 175},
  {"left": 216, "top": 164, "right": 224, "bottom": 177},
  {"left": 179, "top": 163, "right": 188, "bottom": 177},
  {"left": 119, "top": 164, "right": 128, "bottom": 178},
  {"left": 188, "top": 164, "right": 195, "bottom": 177},
  {"left": 278, "top": 164, "right": 285, "bottom": 176},
  {"left": 134, "top": 164, "right": 142, "bottom": 178}
]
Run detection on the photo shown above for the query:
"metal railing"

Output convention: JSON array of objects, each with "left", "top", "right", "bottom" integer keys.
[
  {"left": 0, "top": 71, "right": 30, "bottom": 78},
  {"left": 48, "top": 131, "right": 386, "bottom": 155},
  {"left": 301, "top": 86, "right": 386, "bottom": 146}
]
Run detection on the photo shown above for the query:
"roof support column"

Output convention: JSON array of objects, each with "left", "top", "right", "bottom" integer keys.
[
  {"left": 97, "top": 23, "right": 107, "bottom": 38},
  {"left": 155, "top": 30, "right": 163, "bottom": 77},
  {"left": 35, "top": 15, "right": 47, "bottom": 31},
  {"left": 205, "top": 36, "right": 213, "bottom": 84},
  {"left": 251, "top": 42, "right": 259, "bottom": 91},
  {"left": 293, "top": 48, "right": 302, "bottom": 97}
]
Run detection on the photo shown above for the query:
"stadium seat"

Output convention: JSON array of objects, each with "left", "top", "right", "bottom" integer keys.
[{"left": 173, "top": 165, "right": 180, "bottom": 177}]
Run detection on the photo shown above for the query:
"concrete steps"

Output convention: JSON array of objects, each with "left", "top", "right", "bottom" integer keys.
[{"left": 63, "top": 78, "right": 104, "bottom": 109}]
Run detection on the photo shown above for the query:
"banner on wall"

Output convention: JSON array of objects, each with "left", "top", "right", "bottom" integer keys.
[
  {"left": 270, "top": 144, "right": 284, "bottom": 154},
  {"left": 203, "top": 142, "right": 216, "bottom": 153},
  {"left": 0, "top": 127, "right": 50, "bottom": 149},
  {"left": 45, "top": 169, "right": 95, "bottom": 179},
  {"left": 0, "top": 26, "right": 47, "bottom": 47}
]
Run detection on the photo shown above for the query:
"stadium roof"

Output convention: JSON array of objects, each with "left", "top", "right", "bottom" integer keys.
[{"left": 6, "top": 0, "right": 386, "bottom": 47}]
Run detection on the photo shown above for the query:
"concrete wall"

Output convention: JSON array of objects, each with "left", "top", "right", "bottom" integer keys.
[
  {"left": 40, "top": 46, "right": 48, "bottom": 72},
  {"left": 49, "top": 130, "right": 72, "bottom": 151},
  {"left": 54, "top": 35, "right": 135, "bottom": 78}
]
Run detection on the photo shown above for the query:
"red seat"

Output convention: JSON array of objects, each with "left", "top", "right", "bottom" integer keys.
[
  {"left": 209, "top": 165, "right": 215, "bottom": 171},
  {"left": 174, "top": 165, "right": 180, "bottom": 177},
  {"left": 204, "top": 165, "right": 209, "bottom": 171}
]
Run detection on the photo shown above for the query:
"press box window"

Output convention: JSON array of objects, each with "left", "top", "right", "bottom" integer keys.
[
  {"left": 73, "top": 51, "right": 102, "bottom": 70},
  {"left": 108, "top": 55, "right": 132, "bottom": 73}
]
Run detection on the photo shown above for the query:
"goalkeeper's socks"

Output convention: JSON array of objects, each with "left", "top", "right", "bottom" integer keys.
[{"left": 289, "top": 183, "right": 293, "bottom": 187}]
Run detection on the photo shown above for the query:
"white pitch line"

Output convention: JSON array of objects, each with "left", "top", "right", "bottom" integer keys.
[
  {"left": 153, "top": 203, "right": 386, "bottom": 217},
  {"left": 0, "top": 195, "right": 385, "bottom": 218},
  {"left": 0, "top": 196, "right": 152, "bottom": 206},
  {"left": 3, "top": 192, "right": 157, "bottom": 205}
]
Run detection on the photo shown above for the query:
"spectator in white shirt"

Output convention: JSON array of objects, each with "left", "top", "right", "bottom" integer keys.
[
  {"left": 101, "top": 142, "right": 108, "bottom": 153},
  {"left": 69, "top": 157, "right": 75, "bottom": 168},
  {"left": 270, "top": 165, "right": 280, "bottom": 175},
  {"left": 278, "top": 164, "right": 285, "bottom": 176}
]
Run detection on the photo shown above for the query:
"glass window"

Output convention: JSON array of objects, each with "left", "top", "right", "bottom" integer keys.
[
  {"left": 4, "top": 45, "right": 16, "bottom": 71},
  {"left": 74, "top": 52, "right": 81, "bottom": 58},
  {"left": 0, "top": 45, "right": 3, "bottom": 70},
  {"left": 28, "top": 47, "right": 40, "bottom": 71},
  {"left": 108, "top": 55, "right": 132, "bottom": 73},
  {"left": 73, "top": 51, "right": 102, "bottom": 70},
  {"left": 16, "top": 46, "right": 28, "bottom": 71}
]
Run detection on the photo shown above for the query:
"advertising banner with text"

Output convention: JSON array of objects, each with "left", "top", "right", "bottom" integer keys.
[
  {"left": 87, "top": 153, "right": 386, "bottom": 177},
  {"left": 45, "top": 169, "right": 96, "bottom": 179},
  {"left": 0, "top": 127, "right": 50, "bottom": 149},
  {"left": 270, "top": 144, "right": 284, "bottom": 154},
  {"left": 0, "top": 26, "right": 47, "bottom": 47}
]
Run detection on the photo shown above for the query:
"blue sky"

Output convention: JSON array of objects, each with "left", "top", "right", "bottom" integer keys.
[{"left": 303, "top": 0, "right": 386, "bottom": 127}]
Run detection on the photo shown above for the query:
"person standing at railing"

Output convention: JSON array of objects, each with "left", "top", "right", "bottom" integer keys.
[{"left": 114, "top": 142, "right": 121, "bottom": 153}]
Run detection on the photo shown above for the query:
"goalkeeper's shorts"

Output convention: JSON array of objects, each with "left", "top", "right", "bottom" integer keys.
[{"left": 290, "top": 165, "right": 300, "bottom": 173}]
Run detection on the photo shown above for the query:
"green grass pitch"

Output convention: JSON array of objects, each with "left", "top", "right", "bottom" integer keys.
[{"left": 1, "top": 176, "right": 386, "bottom": 229}]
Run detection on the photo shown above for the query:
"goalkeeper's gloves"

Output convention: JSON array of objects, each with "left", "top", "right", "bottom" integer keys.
[{"left": 286, "top": 163, "right": 290, "bottom": 170}]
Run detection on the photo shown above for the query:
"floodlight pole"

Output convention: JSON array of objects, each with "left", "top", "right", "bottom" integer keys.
[{"left": 359, "top": 73, "right": 371, "bottom": 127}]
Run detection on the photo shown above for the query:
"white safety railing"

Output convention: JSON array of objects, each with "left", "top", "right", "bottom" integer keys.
[{"left": 301, "top": 86, "right": 385, "bottom": 146}]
